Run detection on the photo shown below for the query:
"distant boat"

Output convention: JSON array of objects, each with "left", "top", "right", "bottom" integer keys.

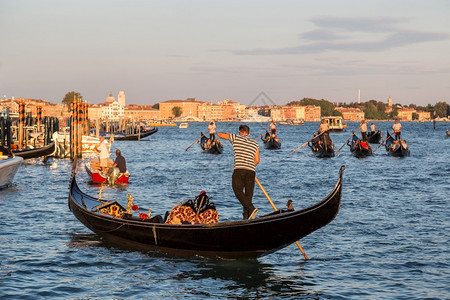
[
  {"left": 367, "top": 130, "right": 382, "bottom": 144},
  {"left": 85, "top": 158, "right": 130, "bottom": 184},
  {"left": 322, "top": 116, "right": 346, "bottom": 132},
  {"left": 261, "top": 131, "right": 281, "bottom": 149},
  {"left": 385, "top": 131, "right": 410, "bottom": 157},
  {"left": 348, "top": 135, "right": 373, "bottom": 158},
  {"left": 279, "top": 119, "right": 304, "bottom": 125},
  {"left": 446, "top": 129, "right": 450, "bottom": 137},
  {"left": 179, "top": 123, "right": 189, "bottom": 129},
  {"left": 308, "top": 134, "right": 335, "bottom": 158},
  {"left": 0, "top": 155, "right": 22, "bottom": 189},
  {"left": 199, "top": 133, "right": 223, "bottom": 154},
  {"left": 240, "top": 114, "right": 272, "bottom": 122}
]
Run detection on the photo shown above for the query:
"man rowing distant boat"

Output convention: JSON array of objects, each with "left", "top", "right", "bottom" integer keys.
[
  {"left": 218, "top": 125, "right": 260, "bottom": 220},
  {"left": 392, "top": 119, "right": 402, "bottom": 140}
]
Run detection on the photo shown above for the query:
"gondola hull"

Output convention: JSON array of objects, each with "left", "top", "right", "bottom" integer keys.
[
  {"left": 264, "top": 140, "right": 281, "bottom": 149},
  {"left": 101, "top": 128, "right": 158, "bottom": 141},
  {"left": 349, "top": 136, "right": 373, "bottom": 158},
  {"left": 312, "top": 146, "right": 335, "bottom": 158},
  {"left": 367, "top": 130, "right": 381, "bottom": 144},
  {"left": 199, "top": 134, "right": 223, "bottom": 154},
  {"left": 68, "top": 166, "right": 344, "bottom": 258},
  {"left": 385, "top": 131, "right": 410, "bottom": 157},
  {"left": 13, "top": 141, "right": 56, "bottom": 160}
]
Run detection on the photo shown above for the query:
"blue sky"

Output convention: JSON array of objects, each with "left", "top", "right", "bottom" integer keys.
[{"left": 1, "top": 0, "right": 449, "bottom": 106}]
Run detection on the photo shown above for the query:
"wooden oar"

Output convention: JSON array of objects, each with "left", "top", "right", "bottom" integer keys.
[
  {"left": 335, "top": 124, "right": 363, "bottom": 155},
  {"left": 290, "top": 131, "right": 325, "bottom": 155},
  {"left": 185, "top": 133, "right": 206, "bottom": 151},
  {"left": 373, "top": 132, "right": 387, "bottom": 153},
  {"left": 254, "top": 132, "right": 267, "bottom": 141},
  {"left": 254, "top": 176, "right": 309, "bottom": 260}
]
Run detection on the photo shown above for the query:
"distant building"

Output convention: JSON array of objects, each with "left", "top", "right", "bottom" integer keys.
[
  {"left": 124, "top": 104, "right": 160, "bottom": 120},
  {"left": 335, "top": 107, "right": 365, "bottom": 121},
  {"left": 397, "top": 108, "right": 415, "bottom": 121},
  {"left": 304, "top": 105, "right": 321, "bottom": 121},
  {"left": 159, "top": 98, "right": 204, "bottom": 120},
  {"left": 386, "top": 96, "right": 393, "bottom": 113},
  {"left": 416, "top": 110, "right": 431, "bottom": 121}
]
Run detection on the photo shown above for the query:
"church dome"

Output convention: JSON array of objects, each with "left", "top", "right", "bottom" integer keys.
[{"left": 106, "top": 92, "right": 115, "bottom": 103}]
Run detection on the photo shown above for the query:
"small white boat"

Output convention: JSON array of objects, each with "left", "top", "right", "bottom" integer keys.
[
  {"left": 322, "top": 116, "right": 347, "bottom": 132},
  {"left": 0, "top": 156, "right": 23, "bottom": 189},
  {"left": 179, "top": 123, "right": 189, "bottom": 129}
]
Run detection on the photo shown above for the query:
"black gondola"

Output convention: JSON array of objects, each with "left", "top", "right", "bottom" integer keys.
[
  {"left": 367, "top": 130, "right": 381, "bottom": 144},
  {"left": 385, "top": 131, "right": 410, "bottom": 157},
  {"left": 308, "top": 134, "right": 335, "bottom": 158},
  {"left": 12, "top": 141, "right": 56, "bottom": 159},
  {"left": 199, "top": 133, "right": 223, "bottom": 154},
  {"left": 68, "top": 164, "right": 344, "bottom": 259},
  {"left": 261, "top": 131, "right": 281, "bottom": 149},
  {"left": 348, "top": 135, "right": 372, "bottom": 158},
  {"left": 101, "top": 127, "right": 158, "bottom": 141}
]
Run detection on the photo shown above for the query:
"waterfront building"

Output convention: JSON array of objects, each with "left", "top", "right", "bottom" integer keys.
[
  {"left": 335, "top": 107, "right": 365, "bottom": 121},
  {"left": 124, "top": 104, "right": 160, "bottom": 120},
  {"left": 102, "top": 92, "right": 124, "bottom": 121},
  {"left": 397, "top": 108, "right": 415, "bottom": 121},
  {"left": 159, "top": 98, "right": 204, "bottom": 120},
  {"left": 416, "top": 110, "right": 431, "bottom": 121},
  {"left": 304, "top": 105, "right": 321, "bottom": 121}
]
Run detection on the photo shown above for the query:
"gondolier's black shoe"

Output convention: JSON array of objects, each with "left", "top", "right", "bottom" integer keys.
[{"left": 249, "top": 208, "right": 258, "bottom": 220}]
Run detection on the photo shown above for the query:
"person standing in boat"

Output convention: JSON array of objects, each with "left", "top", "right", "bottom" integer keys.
[
  {"left": 208, "top": 121, "right": 216, "bottom": 141},
  {"left": 318, "top": 119, "right": 329, "bottom": 135},
  {"left": 370, "top": 123, "right": 376, "bottom": 134},
  {"left": 95, "top": 136, "right": 110, "bottom": 173},
  {"left": 269, "top": 120, "right": 277, "bottom": 135},
  {"left": 361, "top": 119, "right": 368, "bottom": 142},
  {"left": 218, "top": 125, "right": 260, "bottom": 220},
  {"left": 392, "top": 119, "right": 402, "bottom": 140}
]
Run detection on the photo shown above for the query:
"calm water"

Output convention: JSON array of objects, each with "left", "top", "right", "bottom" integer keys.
[{"left": 1, "top": 122, "right": 449, "bottom": 299}]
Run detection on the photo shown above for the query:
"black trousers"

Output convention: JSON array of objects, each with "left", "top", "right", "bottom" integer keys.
[
  {"left": 361, "top": 131, "right": 367, "bottom": 142},
  {"left": 232, "top": 169, "right": 256, "bottom": 219},
  {"left": 394, "top": 132, "right": 401, "bottom": 140},
  {"left": 209, "top": 133, "right": 215, "bottom": 141}
]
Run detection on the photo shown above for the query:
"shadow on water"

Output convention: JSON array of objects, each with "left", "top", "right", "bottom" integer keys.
[{"left": 67, "top": 232, "right": 321, "bottom": 299}]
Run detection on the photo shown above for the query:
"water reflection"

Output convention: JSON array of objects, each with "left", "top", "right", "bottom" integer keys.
[{"left": 68, "top": 232, "right": 319, "bottom": 298}]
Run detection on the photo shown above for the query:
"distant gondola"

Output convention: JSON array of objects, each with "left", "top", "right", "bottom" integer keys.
[
  {"left": 367, "top": 130, "right": 381, "bottom": 144},
  {"left": 100, "top": 127, "right": 158, "bottom": 141},
  {"left": 12, "top": 141, "right": 56, "bottom": 160},
  {"left": 308, "top": 134, "right": 335, "bottom": 158},
  {"left": 261, "top": 131, "right": 281, "bottom": 149},
  {"left": 385, "top": 131, "right": 410, "bottom": 157},
  {"left": 446, "top": 129, "right": 450, "bottom": 137},
  {"left": 348, "top": 135, "right": 372, "bottom": 158},
  {"left": 68, "top": 161, "right": 345, "bottom": 259},
  {"left": 199, "top": 133, "right": 223, "bottom": 154}
]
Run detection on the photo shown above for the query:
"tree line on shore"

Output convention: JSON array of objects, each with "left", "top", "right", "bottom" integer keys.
[{"left": 287, "top": 98, "right": 449, "bottom": 119}]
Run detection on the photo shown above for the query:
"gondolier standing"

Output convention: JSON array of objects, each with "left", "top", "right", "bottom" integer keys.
[
  {"left": 392, "top": 119, "right": 402, "bottom": 140},
  {"left": 95, "top": 136, "right": 109, "bottom": 173},
  {"left": 208, "top": 121, "right": 216, "bottom": 141},
  {"left": 370, "top": 123, "right": 376, "bottom": 134},
  {"left": 269, "top": 120, "right": 277, "bottom": 135},
  {"left": 361, "top": 119, "right": 368, "bottom": 142},
  {"left": 218, "top": 125, "right": 260, "bottom": 219}
]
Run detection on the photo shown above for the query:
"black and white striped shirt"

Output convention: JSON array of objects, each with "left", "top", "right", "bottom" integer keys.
[{"left": 229, "top": 133, "right": 259, "bottom": 172}]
